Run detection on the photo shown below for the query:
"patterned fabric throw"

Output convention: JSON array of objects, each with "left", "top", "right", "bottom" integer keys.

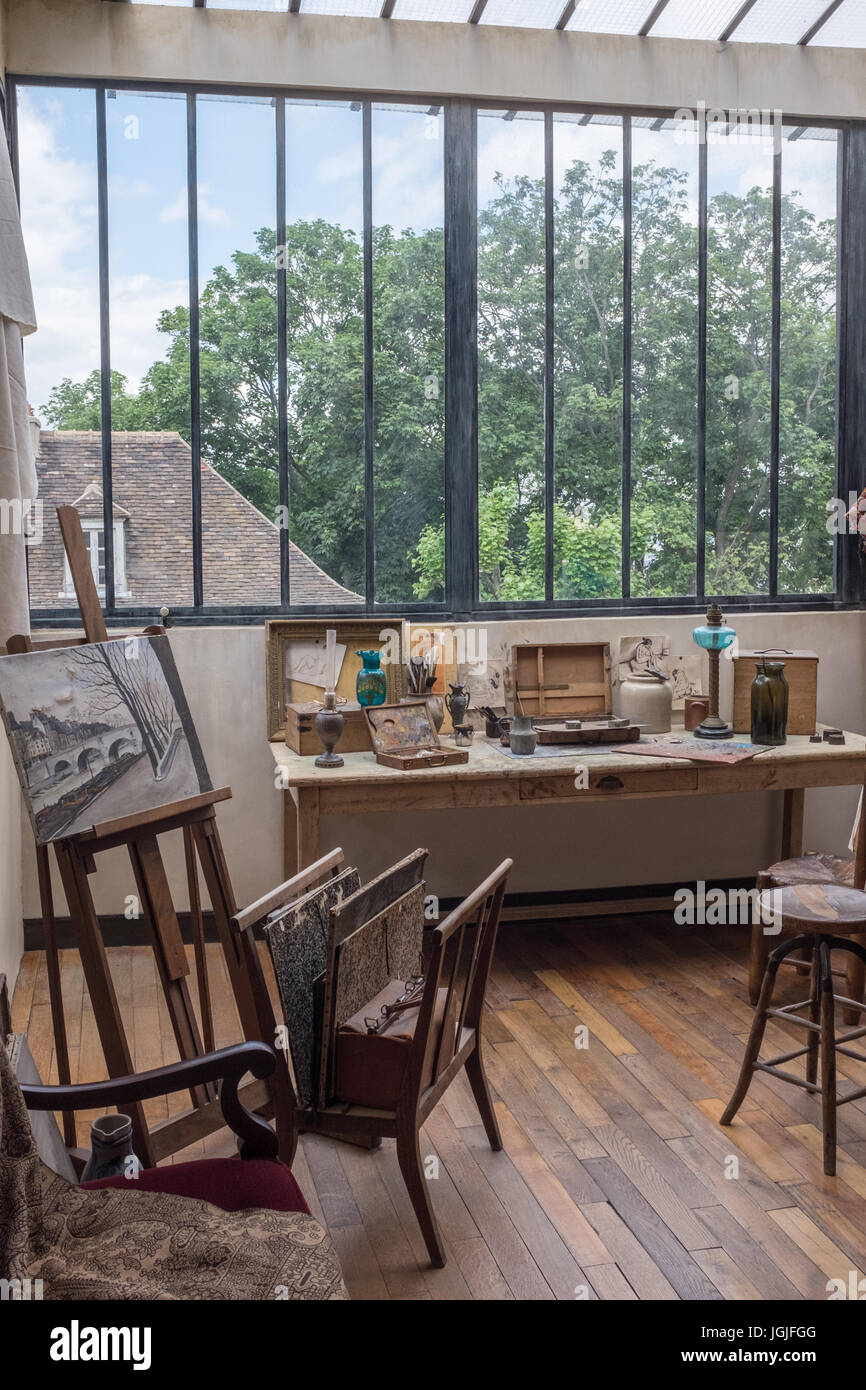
[{"left": 0, "top": 1043, "right": 347, "bottom": 1300}]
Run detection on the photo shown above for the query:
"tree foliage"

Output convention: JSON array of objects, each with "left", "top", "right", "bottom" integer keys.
[{"left": 43, "top": 147, "right": 836, "bottom": 603}]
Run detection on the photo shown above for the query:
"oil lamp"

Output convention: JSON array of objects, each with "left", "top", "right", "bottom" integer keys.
[{"left": 691, "top": 603, "right": 736, "bottom": 739}]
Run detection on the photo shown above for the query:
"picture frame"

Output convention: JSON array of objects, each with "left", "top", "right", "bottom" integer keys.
[
  {"left": 0, "top": 634, "right": 212, "bottom": 845},
  {"left": 265, "top": 619, "right": 403, "bottom": 741}
]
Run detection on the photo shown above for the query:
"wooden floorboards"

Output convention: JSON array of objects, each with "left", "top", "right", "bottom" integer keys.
[{"left": 14, "top": 914, "right": 866, "bottom": 1301}]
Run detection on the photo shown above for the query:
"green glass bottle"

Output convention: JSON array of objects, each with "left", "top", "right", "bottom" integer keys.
[{"left": 750, "top": 661, "right": 789, "bottom": 746}]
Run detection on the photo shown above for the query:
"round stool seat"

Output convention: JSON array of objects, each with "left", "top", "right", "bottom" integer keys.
[
  {"left": 761, "top": 882, "right": 866, "bottom": 934},
  {"left": 758, "top": 853, "right": 854, "bottom": 890}
]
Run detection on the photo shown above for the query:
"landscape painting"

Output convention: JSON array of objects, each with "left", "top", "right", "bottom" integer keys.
[{"left": 0, "top": 635, "right": 212, "bottom": 844}]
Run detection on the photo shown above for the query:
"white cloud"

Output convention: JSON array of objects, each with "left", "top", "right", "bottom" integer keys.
[
  {"left": 17, "top": 95, "right": 190, "bottom": 413},
  {"left": 160, "top": 183, "right": 231, "bottom": 226}
]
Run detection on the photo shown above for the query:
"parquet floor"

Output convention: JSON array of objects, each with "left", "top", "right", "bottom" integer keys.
[{"left": 14, "top": 915, "right": 866, "bottom": 1300}]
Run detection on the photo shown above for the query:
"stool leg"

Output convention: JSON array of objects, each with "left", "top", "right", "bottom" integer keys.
[
  {"left": 722, "top": 942, "right": 786, "bottom": 1125},
  {"left": 807, "top": 947, "right": 821, "bottom": 1087},
  {"left": 843, "top": 931, "right": 866, "bottom": 1027},
  {"left": 748, "top": 917, "right": 772, "bottom": 1006},
  {"left": 819, "top": 940, "right": 837, "bottom": 1177}
]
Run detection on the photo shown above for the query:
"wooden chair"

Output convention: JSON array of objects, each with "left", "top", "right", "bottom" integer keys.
[
  {"left": 722, "top": 882, "right": 866, "bottom": 1176},
  {"left": 238, "top": 853, "right": 512, "bottom": 1268}
]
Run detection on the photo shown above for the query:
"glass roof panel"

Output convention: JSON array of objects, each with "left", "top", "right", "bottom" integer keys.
[
  {"left": 207, "top": 0, "right": 288, "bottom": 10},
  {"left": 729, "top": 1, "right": 831, "bottom": 44},
  {"left": 810, "top": 1, "right": 866, "bottom": 46},
  {"left": 395, "top": 1, "right": 478, "bottom": 18},
  {"left": 650, "top": 0, "right": 749, "bottom": 40},
  {"left": 300, "top": 0, "right": 384, "bottom": 16},
  {"left": 479, "top": 0, "right": 567, "bottom": 27},
  {"left": 567, "top": 0, "right": 654, "bottom": 33}
]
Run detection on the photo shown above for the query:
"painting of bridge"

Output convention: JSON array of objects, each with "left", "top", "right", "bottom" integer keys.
[{"left": 0, "top": 635, "right": 212, "bottom": 844}]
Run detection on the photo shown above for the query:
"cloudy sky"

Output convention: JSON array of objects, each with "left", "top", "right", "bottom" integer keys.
[{"left": 17, "top": 84, "right": 837, "bottom": 415}]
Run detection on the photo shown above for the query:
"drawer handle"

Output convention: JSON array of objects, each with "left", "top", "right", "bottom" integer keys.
[{"left": 597, "top": 774, "right": 624, "bottom": 790}]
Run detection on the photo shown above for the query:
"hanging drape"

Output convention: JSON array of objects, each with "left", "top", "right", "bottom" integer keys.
[{"left": 0, "top": 117, "right": 37, "bottom": 644}]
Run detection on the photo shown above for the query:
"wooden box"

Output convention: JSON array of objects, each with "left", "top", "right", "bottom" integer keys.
[
  {"left": 512, "top": 642, "right": 612, "bottom": 719},
  {"left": 285, "top": 700, "right": 369, "bottom": 756},
  {"left": 732, "top": 650, "right": 818, "bottom": 736},
  {"left": 363, "top": 702, "right": 468, "bottom": 770}
]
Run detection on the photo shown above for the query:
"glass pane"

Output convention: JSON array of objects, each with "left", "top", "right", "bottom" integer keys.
[
  {"left": 651, "top": 0, "right": 745, "bottom": 40},
  {"left": 477, "top": 109, "right": 546, "bottom": 602},
  {"left": 553, "top": 113, "right": 623, "bottom": 600},
  {"left": 630, "top": 118, "right": 699, "bottom": 597},
  {"left": 208, "top": 1, "right": 288, "bottom": 9},
  {"left": 372, "top": 104, "right": 445, "bottom": 604},
  {"left": 779, "top": 127, "right": 838, "bottom": 594},
  {"left": 106, "top": 90, "right": 192, "bottom": 609},
  {"left": 705, "top": 117, "right": 775, "bottom": 596},
  {"left": 285, "top": 98, "right": 365, "bottom": 604},
  {"left": 732, "top": 0, "right": 834, "bottom": 44},
  {"left": 397, "top": 1, "right": 477, "bottom": 18},
  {"left": 18, "top": 87, "right": 100, "bottom": 613},
  {"left": 567, "top": 0, "right": 655, "bottom": 33},
  {"left": 810, "top": 2, "right": 866, "bottom": 46},
  {"left": 301, "top": 1, "right": 383, "bottom": 14},
  {"left": 195, "top": 94, "right": 280, "bottom": 607},
  {"left": 479, "top": 0, "right": 565, "bottom": 24}
]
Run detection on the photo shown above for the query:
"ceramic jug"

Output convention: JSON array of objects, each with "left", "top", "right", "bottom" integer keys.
[
  {"left": 508, "top": 714, "right": 537, "bottom": 756},
  {"left": 619, "top": 671, "right": 673, "bottom": 734},
  {"left": 445, "top": 682, "right": 470, "bottom": 728},
  {"left": 80, "top": 1113, "right": 143, "bottom": 1184}
]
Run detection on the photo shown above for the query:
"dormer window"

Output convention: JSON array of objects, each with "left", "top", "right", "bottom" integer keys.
[{"left": 61, "top": 519, "right": 130, "bottom": 600}]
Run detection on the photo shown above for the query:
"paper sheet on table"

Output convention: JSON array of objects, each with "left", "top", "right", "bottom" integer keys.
[{"left": 284, "top": 640, "right": 347, "bottom": 689}]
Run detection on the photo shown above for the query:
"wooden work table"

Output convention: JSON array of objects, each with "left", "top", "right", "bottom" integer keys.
[{"left": 272, "top": 729, "right": 866, "bottom": 894}]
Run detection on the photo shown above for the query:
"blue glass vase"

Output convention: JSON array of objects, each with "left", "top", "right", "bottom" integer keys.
[{"left": 355, "top": 649, "right": 387, "bottom": 707}]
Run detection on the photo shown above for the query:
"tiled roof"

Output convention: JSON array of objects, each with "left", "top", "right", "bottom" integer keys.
[{"left": 29, "top": 431, "right": 363, "bottom": 611}]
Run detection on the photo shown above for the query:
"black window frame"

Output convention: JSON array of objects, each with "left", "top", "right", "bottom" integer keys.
[{"left": 6, "top": 74, "right": 862, "bottom": 628}]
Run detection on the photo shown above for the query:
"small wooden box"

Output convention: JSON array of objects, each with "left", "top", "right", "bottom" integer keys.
[
  {"left": 285, "top": 700, "right": 369, "bottom": 756},
  {"left": 732, "top": 650, "right": 818, "bottom": 736},
  {"left": 363, "top": 702, "right": 468, "bottom": 770},
  {"left": 513, "top": 642, "right": 612, "bottom": 719}
]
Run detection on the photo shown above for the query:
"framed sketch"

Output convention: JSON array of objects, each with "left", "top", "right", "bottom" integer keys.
[
  {"left": 616, "top": 635, "right": 702, "bottom": 710},
  {"left": 0, "top": 635, "right": 212, "bottom": 845},
  {"left": 265, "top": 619, "right": 402, "bottom": 741}
]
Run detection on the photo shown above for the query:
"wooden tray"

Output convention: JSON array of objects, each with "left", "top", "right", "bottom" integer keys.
[
  {"left": 363, "top": 702, "right": 468, "bottom": 770},
  {"left": 513, "top": 642, "right": 612, "bottom": 718},
  {"left": 535, "top": 719, "right": 640, "bottom": 746}
]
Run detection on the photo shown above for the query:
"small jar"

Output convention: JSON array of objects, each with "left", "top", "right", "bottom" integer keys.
[
  {"left": 751, "top": 661, "right": 788, "bottom": 746},
  {"left": 619, "top": 672, "right": 673, "bottom": 734},
  {"left": 80, "top": 1113, "right": 143, "bottom": 1184}
]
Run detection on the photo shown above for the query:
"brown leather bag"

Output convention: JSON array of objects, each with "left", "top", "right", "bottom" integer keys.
[{"left": 333, "top": 980, "right": 458, "bottom": 1110}]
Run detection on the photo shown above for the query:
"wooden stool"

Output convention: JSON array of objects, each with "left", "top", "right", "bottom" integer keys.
[
  {"left": 750, "top": 855, "right": 860, "bottom": 1014},
  {"left": 722, "top": 883, "right": 866, "bottom": 1176}
]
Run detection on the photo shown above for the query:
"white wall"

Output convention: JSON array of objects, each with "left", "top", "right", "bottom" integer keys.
[{"left": 19, "top": 612, "right": 866, "bottom": 927}]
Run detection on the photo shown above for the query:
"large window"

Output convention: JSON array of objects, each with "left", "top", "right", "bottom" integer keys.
[{"left": 12, "top": 81, "right": 845, "bottom": 622}]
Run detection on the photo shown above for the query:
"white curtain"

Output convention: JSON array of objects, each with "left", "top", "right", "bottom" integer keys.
[{"left": 0, "top": 120, "right": 37, "bottom": 644}]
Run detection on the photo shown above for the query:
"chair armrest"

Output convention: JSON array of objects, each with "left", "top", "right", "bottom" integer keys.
[{"left": 20, "top": 1041, "right": 279, "bottom": 1161}]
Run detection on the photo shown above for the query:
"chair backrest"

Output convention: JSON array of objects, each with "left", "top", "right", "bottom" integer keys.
[{"left": 405, "top": 858, "right": 511, "bottom": 1102}]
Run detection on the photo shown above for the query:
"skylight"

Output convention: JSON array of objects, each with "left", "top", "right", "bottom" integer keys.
[{"left": 122, "top": 0, "right": 864, "bottom": 47}]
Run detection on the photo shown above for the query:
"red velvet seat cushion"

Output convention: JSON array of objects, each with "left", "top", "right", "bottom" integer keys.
[{"left": 82, "top": 1157, "right": 310, "bottom": 1215}]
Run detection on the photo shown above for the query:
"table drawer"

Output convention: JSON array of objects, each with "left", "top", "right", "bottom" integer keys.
[{"left": 519, "top": 765, "right": 698, "bottom": 801}]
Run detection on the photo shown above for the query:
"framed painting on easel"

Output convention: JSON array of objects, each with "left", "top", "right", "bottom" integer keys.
[{"left": 0, "top": 634, "right": 212, "bottom": 845}]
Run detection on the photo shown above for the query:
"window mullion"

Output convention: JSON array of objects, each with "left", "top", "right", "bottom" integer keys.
[
  {"left": 544, "top": 111, "right": 555, "bottom": 604},
  {"left": 769, "top": 137, "right": 782, "bottom": 598},
  {"left": 622, "top": 115, "right": 633, "bottom": 601},
  {"left": 96, "top": 86, "right": 115, "bottom": 615}
]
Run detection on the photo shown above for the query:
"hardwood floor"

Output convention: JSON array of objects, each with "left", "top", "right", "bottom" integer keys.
[{"left": 14, "top": 914, "right": 866, "bottom": 1301}]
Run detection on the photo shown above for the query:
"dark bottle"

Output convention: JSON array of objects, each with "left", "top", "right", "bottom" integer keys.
[{"left": 750, "top": 661, "right": 789, "bottom": 746}]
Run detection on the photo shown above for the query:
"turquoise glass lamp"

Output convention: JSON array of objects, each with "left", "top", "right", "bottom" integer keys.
[{"left": 692, "top": 603, "right": 736, "bottom": 739}]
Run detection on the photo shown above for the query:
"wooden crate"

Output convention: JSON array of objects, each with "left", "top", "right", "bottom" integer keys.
[
  {"left": 732, "top": 650, "right": 818, "bottom": 736},
  {"left": 512, "top": 642, "right": 612, "bottom": 718},
  {"left": 285, "top": 700, "right": 369, "bottom": 756}
]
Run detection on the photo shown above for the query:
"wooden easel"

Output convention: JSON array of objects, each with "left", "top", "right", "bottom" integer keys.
[{"left": 6, "top": 506, "right": 289, "bottom": 1166}]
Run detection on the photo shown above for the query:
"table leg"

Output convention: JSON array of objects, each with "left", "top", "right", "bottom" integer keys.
[
  {"left": 781, "top": 788, "right": 805, "bottom": 860},
  {"left": 283, "top": 788, "right": 298, "bottom": 880},
  {"left": 845, "top": 778, "right": 866, "bottom": 1023},
  {"left": 296, "top": 787, "right": 320, "bottom": 872}
]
